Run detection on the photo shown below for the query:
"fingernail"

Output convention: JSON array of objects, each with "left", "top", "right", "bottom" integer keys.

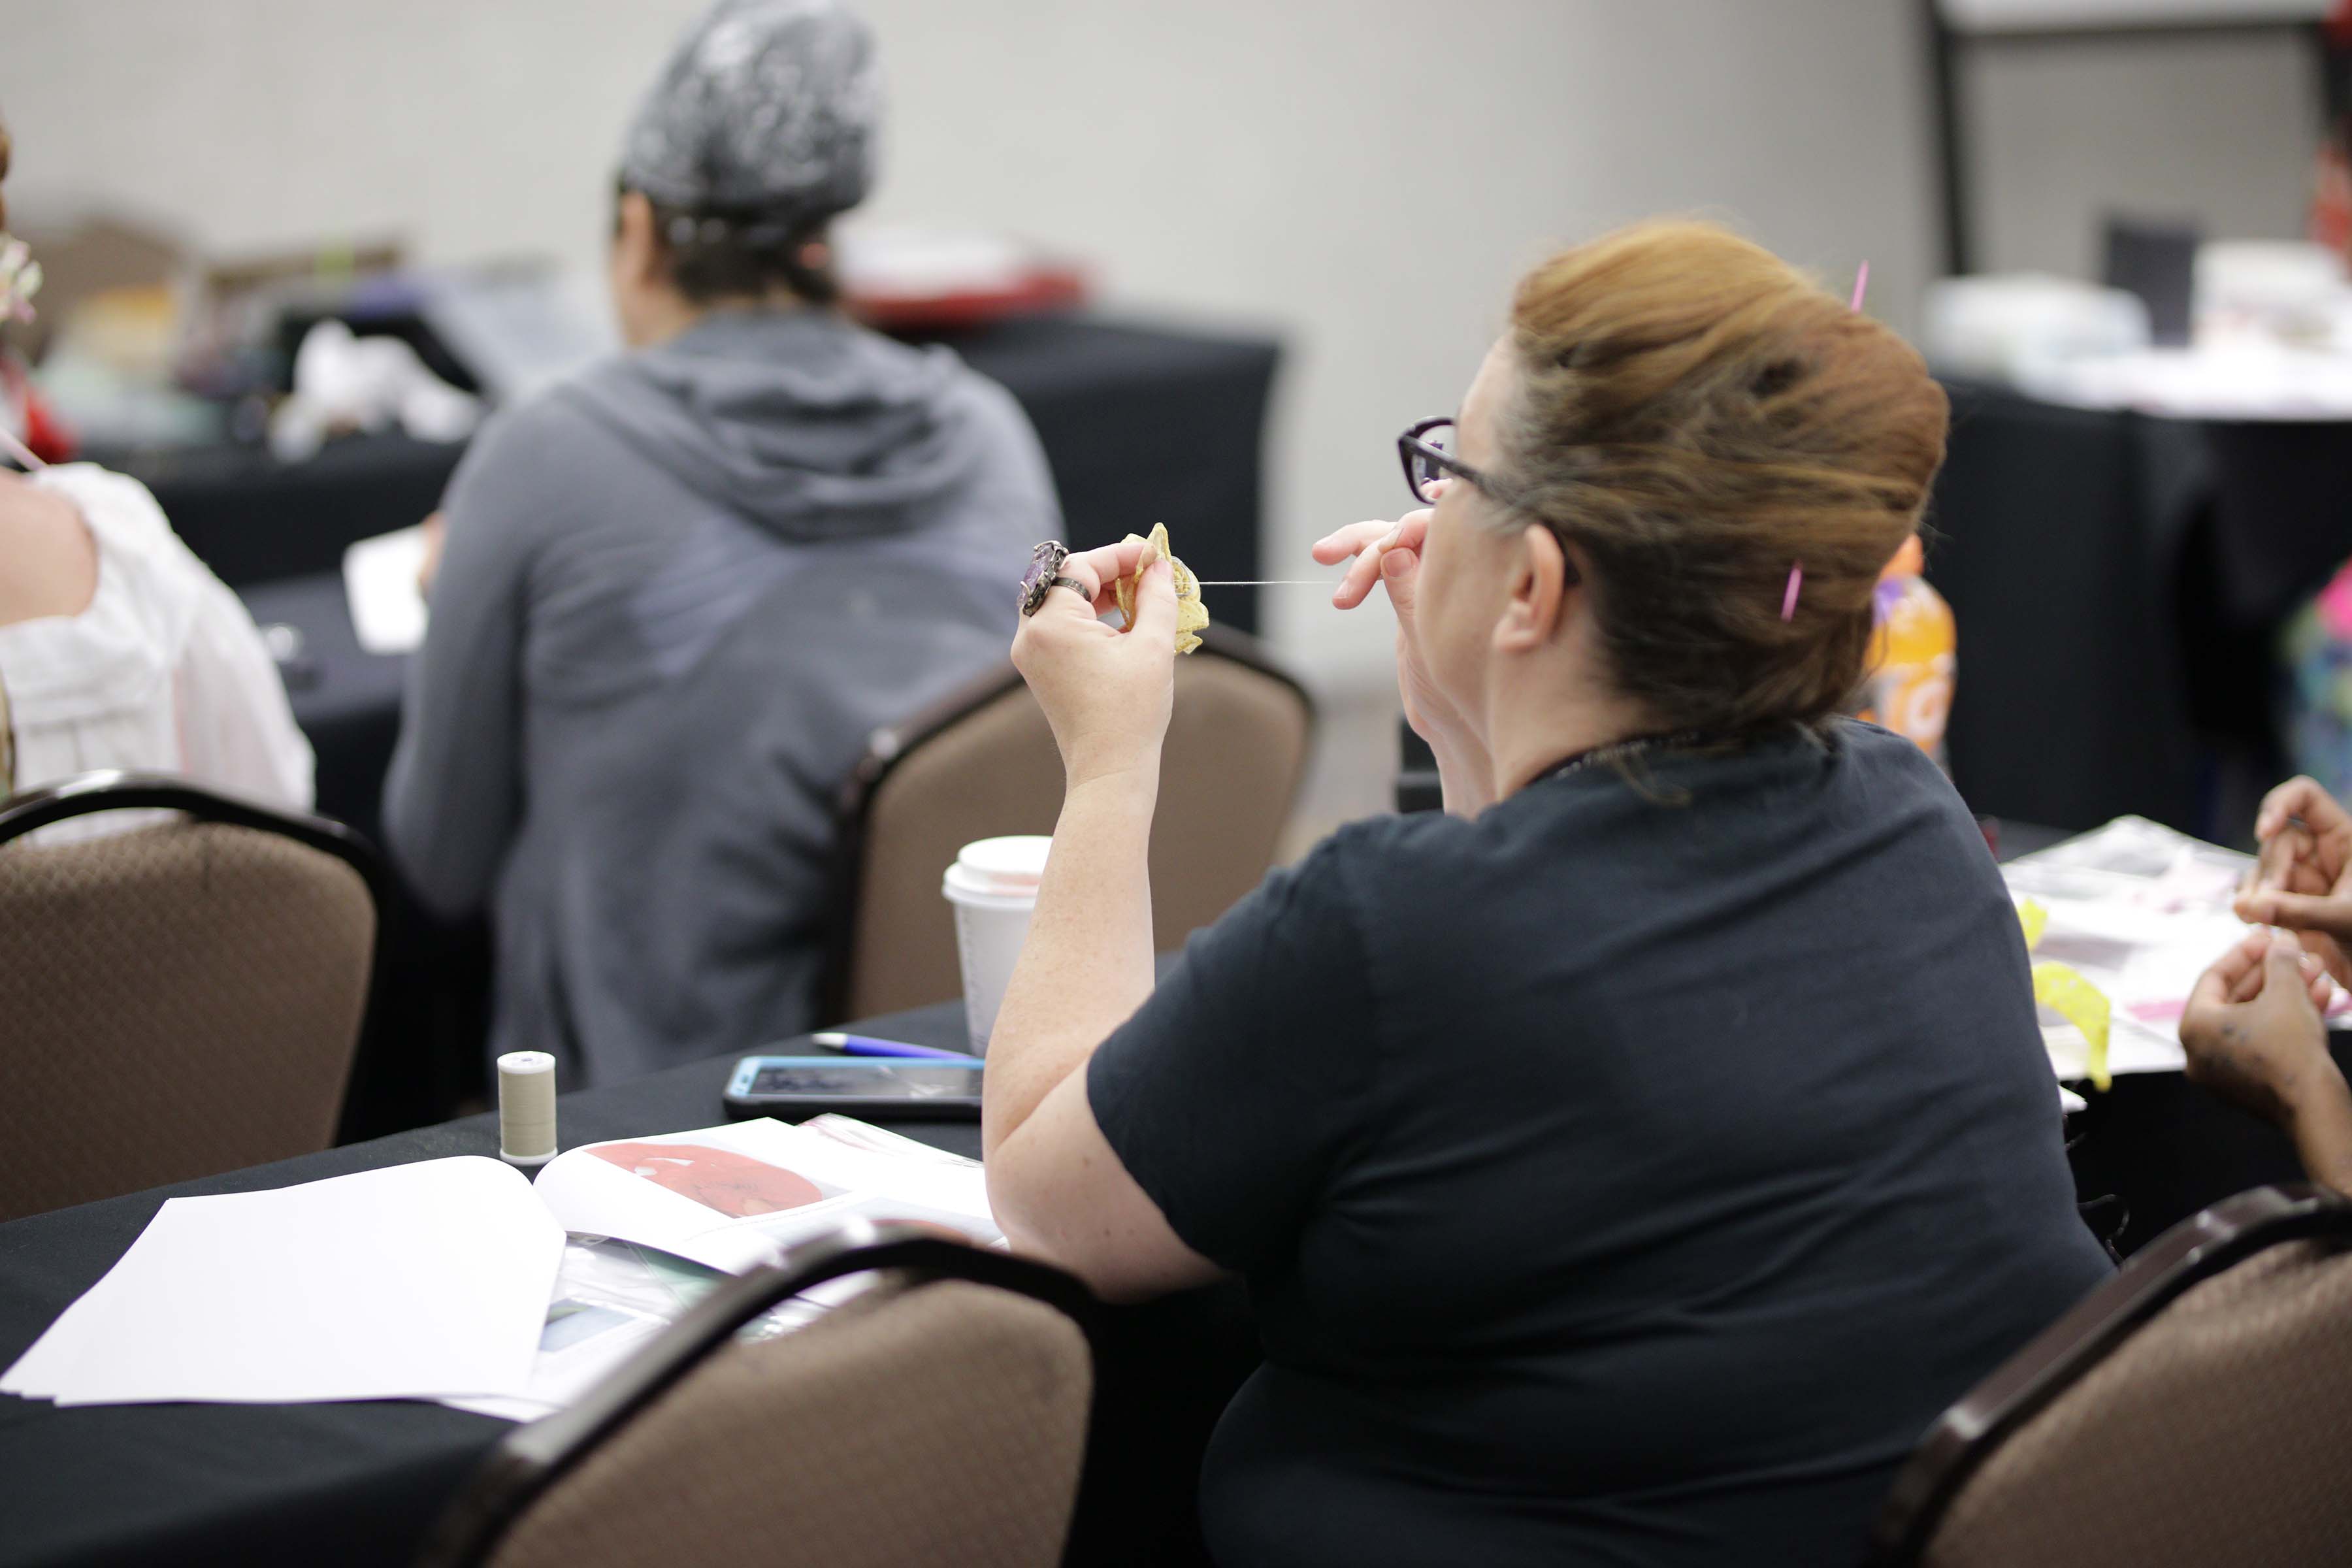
[
  {"left": 1376, "top": 529, "right": 1401, "bottom": 551},
  {"left": 1382, "top": 550, "right": 1411, "bottom": 578}
]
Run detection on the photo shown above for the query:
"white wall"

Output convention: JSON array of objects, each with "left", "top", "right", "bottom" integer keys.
[
  {"left": 0, "top": 0, "right": 1943, "bottom": 689},
  {"left": 1961, "top": 27, "right": 2320, "bottom": 276}
]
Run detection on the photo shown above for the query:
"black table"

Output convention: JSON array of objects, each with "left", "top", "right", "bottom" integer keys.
[
  {"left": 102, "top": 314, "right": 1281, "bottom": 633},
  {"left": 1929, "top": 380, "right": 2352, "bottom": 845},
  {"left": 0, "top": 998, "right": 1257, "bottom": 1568},
  {"left": 241, "top": 574, "right": 404, "bottom": 854}
]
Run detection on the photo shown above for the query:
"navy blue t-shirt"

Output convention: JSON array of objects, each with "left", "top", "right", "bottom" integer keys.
[{"left": 1088, "top": 722, "right": 2112, "bottom": 1568}]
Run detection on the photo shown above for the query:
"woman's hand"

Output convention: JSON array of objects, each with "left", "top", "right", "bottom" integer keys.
[
  {"left": 1315, "top": 506, "right": 1461, "bottom": 745},
  {"left": 1315, "top": 498, "right": 1494, "bottom": 814},
  {"left": 2181, "top": 927, "right": 2352, "bottom": 1195},
  {"left": 2181, "top": 928, "right": 2337, "bottom": 1127},
  {"left": 1010, "top": 537, "right": 1176, "bottom": 790},
  {"left": 2235, "top": 776, "right": 2352, "bottom": 985}
]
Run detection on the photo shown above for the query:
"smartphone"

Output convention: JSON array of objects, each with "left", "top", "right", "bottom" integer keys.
[{"left": 723, "top": 1055, "right": 984, "bottom": 1121}]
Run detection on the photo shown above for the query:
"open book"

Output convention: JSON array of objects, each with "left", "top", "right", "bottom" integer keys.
[
  {"left": 536, "top": 1114, "right": 999, "bottom": 1270},
  {"left": 448, "top": 1115, "right": 1000, "bottom": 1422}
]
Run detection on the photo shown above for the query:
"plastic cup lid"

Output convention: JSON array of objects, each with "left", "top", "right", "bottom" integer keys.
[{"left": 952, "top": 835, "right": 1051, "bottom": 896}]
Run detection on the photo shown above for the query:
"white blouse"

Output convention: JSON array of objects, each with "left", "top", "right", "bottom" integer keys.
[{"left": 0, "top": 463, "right": 313, "bottom": 836}]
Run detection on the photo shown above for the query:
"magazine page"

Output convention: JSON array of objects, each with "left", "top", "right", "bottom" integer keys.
[
  {"left": 441, "top": 1235, "right": 855, "bottom": 1423},
  {"left": 532, "top": 1118, "right": 999, "bottom": 1275}
]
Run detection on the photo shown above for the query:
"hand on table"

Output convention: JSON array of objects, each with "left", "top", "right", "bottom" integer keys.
[
  {"left": 2180, "top": 928, "right": 2337, "bottom": 1130},
  {"left": 415, "top": 512, "right": 448, "bottom": 600},
  {"left": 2234, "top": 776, "right": 2352, "bottom": 986},
  {"left": 1010, "top": 536, "right": 1175, "bottom": 789}
]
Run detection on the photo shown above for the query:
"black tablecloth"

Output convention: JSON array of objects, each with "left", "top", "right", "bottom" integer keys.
[
  {"left": 241, "top": 574, "right": 405, "bottom": 851},
  {"left": 0, "top": 998, "right": 1256, "bottom": 1568},
  {"left": 101, "top": 314, "right": 1281, "bottom": 634},
  {"left": 1929, "top": 382, "right": 2352, "bottom": 843}
]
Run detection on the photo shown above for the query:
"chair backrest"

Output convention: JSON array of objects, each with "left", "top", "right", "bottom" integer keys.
[
  {"left": 0, "top": 772, "right": 380, "bottom": 1221},
  {"left": 424, "top": 1224, "right": 1097, "bottom": 1568},
  {"left": 829, "top": 624, "right": 1313, "bottom": 1021},
  {"left": 1871, "top": 1184, "right": 2352, "bottom": 1568}
]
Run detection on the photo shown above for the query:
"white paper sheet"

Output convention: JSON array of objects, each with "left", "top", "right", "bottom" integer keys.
[
  {"left": 3, "top": 1158, "right": 562, "bottom": 1406},
  {"left": 533, "top": 1119, "right": 1000, "bottom": 1276},
  {"left": 342, "top": 523, "right": 431, "bottom": 655}
]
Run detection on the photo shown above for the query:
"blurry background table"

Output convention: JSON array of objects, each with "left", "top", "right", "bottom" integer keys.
[{"left": 99, "top": 313, "right": 1282, "bottom": 630}]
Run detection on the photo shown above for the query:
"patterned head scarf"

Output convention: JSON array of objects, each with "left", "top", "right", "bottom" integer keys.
[{"left": 619, "top": 0, "right": 881, "bottom": 226}]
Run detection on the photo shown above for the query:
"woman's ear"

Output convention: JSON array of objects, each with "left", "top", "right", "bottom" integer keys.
[
  {"left": 613, "top": 190, "right": 664, "bottom": 291},
  {"left": 1493, "top": 524, "right": 1578, "bottom": 655}
]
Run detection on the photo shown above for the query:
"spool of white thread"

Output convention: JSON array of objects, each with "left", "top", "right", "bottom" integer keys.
[{"left": 497, "top": 1051, "right": 557, "bottom": 1169}]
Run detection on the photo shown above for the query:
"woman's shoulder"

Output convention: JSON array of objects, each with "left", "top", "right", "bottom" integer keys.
[
  {"left": 30, "top": 463, "right": 175, "bottom": 553},
  {"left": 0, "top": 465, "right": 203, "bottom": 717},
  {"left": 1286, "top": 806, "right": 1492, "bottom": 900},
  {"left": 1823, "top": 716, "right": 1953, "bottom": 788},
  {"left": 25, "top": 463, "right": 214, "bottom": 628}
]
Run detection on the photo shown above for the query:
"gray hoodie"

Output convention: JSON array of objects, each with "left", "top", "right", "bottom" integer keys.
[{"left": 384, "top": 308, "right": 1053, "bottom": 1086}]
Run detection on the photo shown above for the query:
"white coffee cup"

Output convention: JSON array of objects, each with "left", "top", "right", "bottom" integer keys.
[{"left": 942, "top": 835, "right": 1051, "bottom": 1055}]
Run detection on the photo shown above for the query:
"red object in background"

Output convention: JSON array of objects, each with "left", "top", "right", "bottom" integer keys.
[
  {"left": 2312, "top": 142, "right": 2352, "bottom": 257},
  {"left": 0, "top": 357, "right": 76, "bottom": 464},
  {"left": 845, "top": 262, "right": 1088, "bottom": 334},
  {"left": 21, "top": 384, "right": 74, "bottom": 464},
  {"left": 2331, "top": 0, "right": 2352, "bottom": 45}
]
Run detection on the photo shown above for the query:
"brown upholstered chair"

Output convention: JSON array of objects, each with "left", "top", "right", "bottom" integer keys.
[
  {"left": 0, "top": 771, "right": 379, "bottom": 1221},
  {"left": 825, "top": 623, "right": 1314, "bottom": 1021},
  {"left": 422, "top": 1221, "right": 1097, "bottom": 1568},
  {"left": 1870, "top": 1183, "right": 2352, "bottom": 1567}
]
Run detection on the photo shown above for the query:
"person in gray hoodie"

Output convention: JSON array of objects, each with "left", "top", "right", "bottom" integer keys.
[{"left": 385, "top": 0, "right": 1054, "bottom": 1086}]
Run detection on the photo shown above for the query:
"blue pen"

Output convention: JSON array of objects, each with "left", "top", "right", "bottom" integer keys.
[{"left": 811, "top": 1031, "right": 979, "bottom": 1062}]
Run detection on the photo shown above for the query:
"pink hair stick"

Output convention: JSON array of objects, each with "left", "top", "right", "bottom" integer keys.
[
  {"left": 1850, "top": 261, "right": 1870, "bottom": 314},
  {"left": 1781, "top": 563, "right": 1803, "bottom": 622}
]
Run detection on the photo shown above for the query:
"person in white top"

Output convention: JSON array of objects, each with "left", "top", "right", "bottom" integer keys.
[
  {"left": 0, "top": 106, "right": 310, "bottom": 830},
  {"left": 0, "top": 462, "right": 314, "bottom": 826}
]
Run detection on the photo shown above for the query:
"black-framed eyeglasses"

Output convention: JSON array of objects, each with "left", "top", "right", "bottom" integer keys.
[{"left": 1397, "top": 417, "right": 1537, "bottom": 513}]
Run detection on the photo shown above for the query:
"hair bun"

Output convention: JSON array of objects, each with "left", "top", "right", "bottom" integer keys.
[{"left": 1498, "top": 220, "right": 1948, "bottom": 737}]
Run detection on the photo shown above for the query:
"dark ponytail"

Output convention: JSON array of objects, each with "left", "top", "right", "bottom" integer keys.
[{"left": 617, "top": 180, "right": 841, "bottom": 306}]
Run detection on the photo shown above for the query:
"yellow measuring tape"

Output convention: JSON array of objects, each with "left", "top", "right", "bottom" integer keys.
[{"left": 2016, "top": 898, "right": 2112, "bottom": 1092}]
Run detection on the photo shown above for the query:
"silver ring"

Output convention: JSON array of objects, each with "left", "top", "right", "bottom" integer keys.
[{"left": 1019, "top": 540, "right": 1071, "bottom": 617}]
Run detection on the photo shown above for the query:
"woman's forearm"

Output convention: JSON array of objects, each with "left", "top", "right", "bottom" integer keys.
[
  {"left": 2289, "top": 1061, "right": 2352, "bottom": 1197},
  {"left": 981, "top": 761, "right": 1162, "bottom": 1159}
]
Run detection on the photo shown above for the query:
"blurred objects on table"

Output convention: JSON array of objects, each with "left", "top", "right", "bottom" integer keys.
[
  {"left": 1924, "top": 238, "right": 2352, "bottom": 419},
  {"left": 269, "top": 319, "right": 480, "bottom": 462},
  {"left": 836, "top": 225, "right": 1087, "bottom": 332}
]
